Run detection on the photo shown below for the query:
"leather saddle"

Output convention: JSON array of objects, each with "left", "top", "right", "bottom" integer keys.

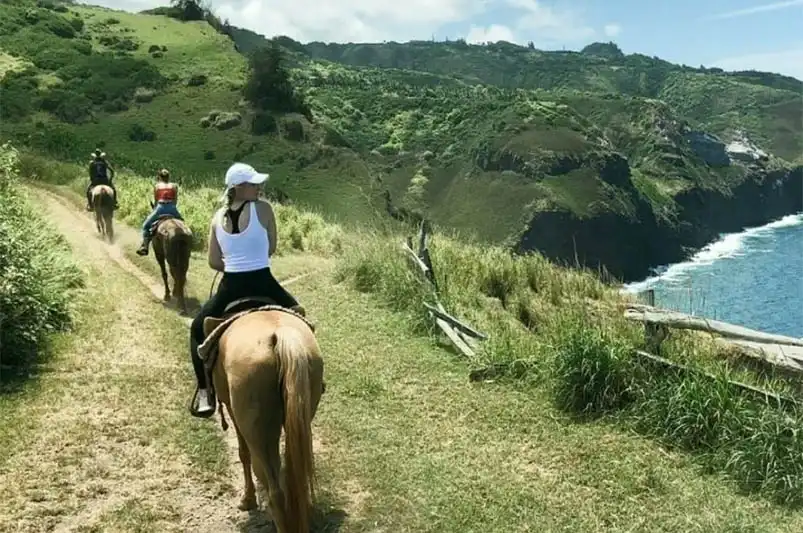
[{"left": 148, "top": 214, "right": 178, "bottom": 237}]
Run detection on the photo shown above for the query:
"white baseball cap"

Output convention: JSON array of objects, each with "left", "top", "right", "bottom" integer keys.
[{"left": 224, "top": 162, "right": 269, "bottom": 188}]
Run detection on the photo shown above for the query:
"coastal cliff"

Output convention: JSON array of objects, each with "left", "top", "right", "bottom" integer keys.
[{"left": 516, "top": 134, "right": 803, "bottom": 283}]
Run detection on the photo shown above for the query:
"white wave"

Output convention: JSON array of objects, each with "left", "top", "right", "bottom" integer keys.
[{"left": 623, "top": 212, "right": 803, "bottom": 294}]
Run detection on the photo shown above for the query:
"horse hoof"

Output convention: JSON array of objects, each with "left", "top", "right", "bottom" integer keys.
[{"left": 238, "top": 495, "right": 257, "bottom": 511}]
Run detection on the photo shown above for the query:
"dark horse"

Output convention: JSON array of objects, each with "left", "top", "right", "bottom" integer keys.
[
  {"left": 148, "top": 207, "right": 192, "bottom": 314},
  {"left": 91, "top": 185, "right": 115, "bottom": 242}
]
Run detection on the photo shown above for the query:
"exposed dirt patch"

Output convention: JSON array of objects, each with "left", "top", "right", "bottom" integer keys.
[
  {"left": 0, "top": 192, "right": 264, "bottom": 531},
  {"left": 0, "top": 189, "right": 341, "bottom": 532}
]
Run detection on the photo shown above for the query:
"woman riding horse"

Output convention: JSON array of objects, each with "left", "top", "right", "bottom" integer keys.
[
  {"left": 136, "top": 168, "right": 183, "bottom": 256},
  {"left": 189, "top": 162, "right": 306, "bottom": 416}
]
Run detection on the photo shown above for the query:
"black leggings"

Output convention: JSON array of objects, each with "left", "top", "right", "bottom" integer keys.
[{"left": 189, "top": 267, "right": 300, "bottom": 388}]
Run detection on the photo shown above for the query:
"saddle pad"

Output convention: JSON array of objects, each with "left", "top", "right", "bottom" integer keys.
[
  {"left": 197, "top": 305, "right": 314, "bottom": 376},
  {"left": 150, "top": 217, "right": 192, "bottom": 237}
]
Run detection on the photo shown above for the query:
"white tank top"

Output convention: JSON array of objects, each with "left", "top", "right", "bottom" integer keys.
[{"left": 214, "top": 201, "right": 271, "bottom": 273}]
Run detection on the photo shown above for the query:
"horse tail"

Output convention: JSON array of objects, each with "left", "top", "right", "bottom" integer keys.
[
  {"left": 170, "top": 232, "right": 191, "bottom": 279},
  {"left": 274, "top": 325, "right": 315, "bottom": 533},
  {"left": 94, "top": 185, "right": 114, "bottom": 212}
]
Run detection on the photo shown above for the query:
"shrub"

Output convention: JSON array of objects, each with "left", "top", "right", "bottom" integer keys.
[
  {"left": 187, "top": 73, "right": 207, "bottom": 87},
  {"left": 0, "top": 70, "right": 40, "bottom": 121},
  {"left": 69, "top": 17, "right": 84, "bottom": 33},
  {"left": 250, "top": 111, "right": 277, "bottom": 135},
  {"left": 133, "top": 87, "right": 155, "bottom": 103},
  {"left": 212, "top": 112, "right": 241, "bottom": 130},
  {"left": 128, "top": 123, "right": 157, "bottom": 142},
  {"left": 39, "top": 88, "right": 94, "bottom": 124},
  {"left": 281, "top": 118, "right": 305, "bottom": 141},
  {"left": 0, "top": 142, "right": 83, "bottom": 376},
  {"left": 200, "top": 110, "right": 242, "bottom": 130},
  {"left": 549, "top": 310, "right": 635, "bottom": 415}
]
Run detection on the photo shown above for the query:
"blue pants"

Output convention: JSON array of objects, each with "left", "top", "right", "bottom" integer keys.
[{"left": 142, "top": 202, "right": 183, "bottom": 239}]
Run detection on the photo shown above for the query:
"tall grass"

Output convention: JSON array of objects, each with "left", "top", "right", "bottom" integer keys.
[
  {"left": 0, "top": 143, "right": 83, "bottom": 385},
  {"left": 334, "top": 225, "right": 803, "bottom": 508},
  {"left": 18, "top": 150, "right": 803, "bottom": 507},
  {"left": 17, "top": 151, "right": 347, "bottom": 257}
]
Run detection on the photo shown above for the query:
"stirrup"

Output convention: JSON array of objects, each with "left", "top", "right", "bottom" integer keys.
[{"left": 188, "top": 386, "right": 217, "bottom": 419}]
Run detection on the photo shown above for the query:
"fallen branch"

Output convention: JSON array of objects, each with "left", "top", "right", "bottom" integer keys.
[
  {"left": 625, "top": 304, "right": 803, "bottom": 347},
  {"left": 635, "top": 350, "right": 799, "bottom": 410},
  {"left": 423, "top": 302, "right": 488, "bottom": 340},
  {"left": 433, "top": 316, "right": 475, "bottom": 357},
  {"left": 715, "top": 338, "right": 803, "bottom": 373}
]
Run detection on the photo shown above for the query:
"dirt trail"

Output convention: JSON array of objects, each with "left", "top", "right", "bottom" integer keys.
[{"left": 0, "top": 190, "right": 291, "bottom": 532}]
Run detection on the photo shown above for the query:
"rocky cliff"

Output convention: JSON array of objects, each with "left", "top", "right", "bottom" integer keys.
[{"left": 517, "top": 132, "right": 803, "bottom": 283}]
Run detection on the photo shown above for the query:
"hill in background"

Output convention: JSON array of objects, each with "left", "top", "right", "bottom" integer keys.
[{"left": 0, "top": 0, "right": 800, "bottom": 282}]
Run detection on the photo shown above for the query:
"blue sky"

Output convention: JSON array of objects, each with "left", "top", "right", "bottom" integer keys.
[
  {"left": 94, "top": 0, "right": 803, "bottom": 79},
  {"left": 440, "top": 0, "right": 803, "bottom": 79}
]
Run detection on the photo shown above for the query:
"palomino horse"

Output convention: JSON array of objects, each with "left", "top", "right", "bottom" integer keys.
[
  {"left": 91, "top": 184, "right": 115, "bottom": 242},
  {"left": 199, "top": 301, "right": 324, "bottom": 533},
  {"left": 149, "top": 213, "right": 192, "bottom": 314}
]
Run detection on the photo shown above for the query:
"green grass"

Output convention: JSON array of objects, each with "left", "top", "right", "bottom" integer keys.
[
  {"left": 332, "top": 213, "right": 803, "bottom": 509},
  {"left": 4, "top": 156, "right": 803, "bottom": 529},
  {"left": 0, "top": 188, "right": 236, "bottom": 531},
  {"left": 1, "top": 0, "right": 799, "bottom": 273},
  {"left": 0, "top": 143, "right": 83, "bottom": 382}
]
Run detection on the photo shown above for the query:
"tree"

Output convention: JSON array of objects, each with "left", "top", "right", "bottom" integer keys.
[
  {"left": 242, "top": 41, "right": 311, "bottom": 121},
  {"left": 169, "top": 0, "right": 205, "bottom": 21}
]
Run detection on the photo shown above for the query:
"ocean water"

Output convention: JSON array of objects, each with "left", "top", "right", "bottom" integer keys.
[{"left": 623, "top": 213, "right": 803, "bottom": 338}]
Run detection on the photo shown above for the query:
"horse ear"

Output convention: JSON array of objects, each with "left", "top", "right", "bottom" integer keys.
[{"left": 203, "top": 317, "right": 225, "bottom": 337}]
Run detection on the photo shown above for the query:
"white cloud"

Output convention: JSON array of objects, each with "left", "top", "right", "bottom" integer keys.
[
  {"left": 603, "top": 23, "right": 621, "bottom": 37},
  {"left": 507, "top": 0, "right": 595, "bottom": 45},
  {"left": 712, "top": 47, "right": 803, "bottom": 81},
  {"left": 80, "top": 0, "right": 607, "bottom": 47},
  {"left": 705, "top": 0, "right": 803, "bottom": 20},
  {"left": 82, "top": 0, "right": 488, "bottom": 42},
  {"left": 466, "top": 24, "right": 517, "bottom": 44}
]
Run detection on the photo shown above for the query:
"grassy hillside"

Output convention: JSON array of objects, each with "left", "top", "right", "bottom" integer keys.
[
  {"left": 0, "top": 1, "right": 382, "bottom": 226},
  {"left": 20, "top": 145, "right": 803, "bottom": 519},
  {"left": 303, "top": 40, "right": 802, "bottom": 162},
  {"left": 0, "top": 0, "right": 800, "bottom": 281}
]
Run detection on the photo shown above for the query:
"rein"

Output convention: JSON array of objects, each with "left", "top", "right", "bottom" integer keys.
[{"left": 209, "top": 271, "right": 220, "bottom": 299}]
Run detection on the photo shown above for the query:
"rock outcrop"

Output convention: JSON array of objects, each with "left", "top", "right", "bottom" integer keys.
[{"left": 516, "top": 143, "right": 802, "bottom": 283}]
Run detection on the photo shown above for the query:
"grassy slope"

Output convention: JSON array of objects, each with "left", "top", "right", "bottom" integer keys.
[
  {"left": 21, "top": 153, "right": 803, "bottom": 514},
  {"left": 303, "top": 40, "right": 802, "bottom": 162},
  {"left": 0, "top": 2, "right": 383, "bottom": 228},
  {"left": 1, "top": 4, "right": 802, "bottom": 530},
  {"left": 1, "top": 2, "right": 800, "bottom": 251},
  {"left": 4, "top": 179, "right": 801, "bottom": 532}
]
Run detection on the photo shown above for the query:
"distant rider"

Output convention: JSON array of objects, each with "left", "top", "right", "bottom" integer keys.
[
  {"left": 136, "top": 168, "right": 183, "bottom": 256},
  {"left": 188, "top": 162, "right": 306, "bottom": 417},
  {"left": 86, "top": 149, "right": 119, "bottom": 211}
]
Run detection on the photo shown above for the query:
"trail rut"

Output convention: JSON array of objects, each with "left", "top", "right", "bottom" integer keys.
[{"left": 0, "top": 189, "right": 298, "bottom": 532}]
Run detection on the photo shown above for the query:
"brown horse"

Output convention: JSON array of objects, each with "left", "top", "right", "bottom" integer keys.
[
  {"left": 150, "top": 216, "right": 192, "bottom": 314},
  {"left": 91, "top": 184, "right": 115, "bottom": 242},
  {"left": 202, "top": 307, "right": 324, "bottom": 533}
]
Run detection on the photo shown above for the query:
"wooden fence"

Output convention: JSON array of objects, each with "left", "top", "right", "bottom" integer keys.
[
  {"left": 625, "top": 292, "right": 803, "bottom": 408},
  {"left": 402, "top": 221, "right": 488, "bottom": 358},
  {"left": 401, "top": 231, "right": 801, "bottom": 407},
  {"left": 628, "top": 290, "right": 803, "bottom": 374}
]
